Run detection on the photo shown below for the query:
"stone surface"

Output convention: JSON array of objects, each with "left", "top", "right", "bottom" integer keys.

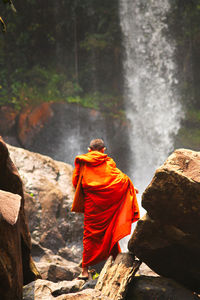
[
  {"left": 20, "top": 102, "right": 131, "bottom": 174},
  {"left": 54, "top": 288, "right": 111, "bottom": 300},
  {"left": 1, "top": 102, "right": 131, "bottom": 175},
  {"left": 18, "top": 102, "right": 53, "bottom": 147},
  {"left": 0, "top": 137, "right": 40, "bottom": 300},
  {"left": 95, "top": 253, "right": 141, "bottom": 300},
  {"left": 136, "top": 262, "right": 158, "bottom": 277},
  {"left": 128, "top": 149, "right": 200, "bottom": 293},
  {"left": 0, "top": 190, "right": 21, "bottom": 225},
  {"left": 125, "top": 276, "right": 200, "bottom": 300},
  {"left": 8, "top": 143, "right": 84, "bottom": 257},
  {"left": 35, "top": 254, "right": 81, "bottom": 282},
  {"left": 23, "top": 279, "right": 85, "bottom": 300}
]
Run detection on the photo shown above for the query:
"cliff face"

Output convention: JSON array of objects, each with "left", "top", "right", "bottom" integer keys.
[{"left": 1, "top": 102, "right": 131, "bottom": 175}]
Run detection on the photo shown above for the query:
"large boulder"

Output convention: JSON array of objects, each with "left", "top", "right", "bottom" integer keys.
[
  {"left": 128, "top": 149, "right": 200, "bottom": 292},
  {"left": 7, "top": 143, "right": 83, "bottom": 260},
  {"left": 0, "top": 137, "right": 40, "bottom": 300},
  {"left": 0, "top": 190, "right": 23, "bottom": 300}
]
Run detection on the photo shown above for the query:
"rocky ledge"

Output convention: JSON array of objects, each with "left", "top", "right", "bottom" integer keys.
[{"left": 1, "top": 140, "right": 200, "bottom": 299}]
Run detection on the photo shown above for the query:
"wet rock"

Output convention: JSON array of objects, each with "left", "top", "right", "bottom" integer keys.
[
  {"left": 95, "top": 253, "right": 141, "bottom": 300},
  {"left": 125, "top": 276, "right": 200, "bottom": 300},
  {"left": 129, "top": 149, "right": 200, "bottom": 293}
]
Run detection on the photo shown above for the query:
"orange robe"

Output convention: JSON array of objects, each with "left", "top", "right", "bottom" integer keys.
[{"left": 72, "top": 151, "right": 139, "bottom": 268}]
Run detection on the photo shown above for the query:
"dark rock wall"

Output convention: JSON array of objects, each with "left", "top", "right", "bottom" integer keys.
[{"left": 0, "top": 137, "right": 40, "bottom": 299}]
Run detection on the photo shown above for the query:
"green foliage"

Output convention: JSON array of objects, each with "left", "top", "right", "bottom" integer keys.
[
  {"left": 0, "top": 1, "right": 123, "bottom": 116},
  {"left": 92, "top": 272, "right": 99, "bottom": 280},
  {"left": 169, "top": 0, "right": 200, "bottom": 109},
  {"left": 80, "top": 33, "right": 108, "bottom": 51},
  {"left": 186, "top": 109, "right": 200, "bottom": 125},
  {"left": 0, "top": 62, "right": 124, "bottom": 119},
  {"left": 176, "top": 127, "right": 200, "bottom": 150},
  {"left": 175, "top": 108, "right": 200, "bottom": 150}
]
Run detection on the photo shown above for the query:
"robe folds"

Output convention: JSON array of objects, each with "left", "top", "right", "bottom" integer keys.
[{"left": 72, "top": 151, "right": 140, "bottom": 268}]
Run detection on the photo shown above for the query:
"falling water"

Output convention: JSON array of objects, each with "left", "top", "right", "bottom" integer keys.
[{"left": 119, "top": 0, "right": 183, "bottom": 217}]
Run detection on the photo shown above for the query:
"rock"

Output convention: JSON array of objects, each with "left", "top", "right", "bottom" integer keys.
[
  {"left": 126, "top": 276, "right": 200, "bottom": 300},
  {"left": 0, "top": 190, "right": 21, "bottom": 225},
  {"left": 30, "top": 240, "right": 81, "bottom": 282},
  {"left": 8, "top": 143, "right": 84, "bottom": 258},
  {"left": 35, "top": 259, "right": 80, "bottom": 282},
  {"left": 15, "top": 102, "right": 131, "bottom": 174},
  {"left": 23, "top": 279, "right": 84, "bottom": 300},
  {"left": 54, "top": 288, "right": 111, "bottom": 300},
  {"left": 0, "top": 137, "right": 40, "bottom": 300},
  {"left": 18, "top": 103, "right": 53, "bottom": 147},
  {"left": 128, "top": 149, "right": 200, "bottom": 292},
  {"left": 137, "top": 262, "right": 158, "bottom": 277},
  {"left": 81, "top": 279, "right": 98, "bottom": 290},
  {"left": 58, "top": 246, "right": 82, "bottom": 264},
  {"left": 95, "top": 253, "right": 141, "bottom": 300}
]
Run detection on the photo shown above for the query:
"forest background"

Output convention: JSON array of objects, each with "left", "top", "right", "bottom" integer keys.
[{"left": 0, "top": 0, "right": 200, "bottom": 150}]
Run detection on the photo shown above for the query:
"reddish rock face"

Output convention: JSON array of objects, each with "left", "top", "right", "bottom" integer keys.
[
  {"left": 128, "top": 149, "right": 200, "bottom": 293},
  {"left": 0, "top": 136, "right": 40, "bottom": 300},
  {"left": 18, "top": 102, "right": 53, "bottom": 147}
]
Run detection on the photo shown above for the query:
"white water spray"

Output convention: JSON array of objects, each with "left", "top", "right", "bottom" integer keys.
[{"left": 119, "top": 0, "right": 183, "bottom": 218}]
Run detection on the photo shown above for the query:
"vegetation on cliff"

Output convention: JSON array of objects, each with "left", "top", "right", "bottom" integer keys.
[
  {"left": 0, "top": 0, "right": 123, "bottom": 118},
  {"left": 169, "top": 0, "right": 200, "bottom": 149},
  {"left": 0, "top": 1, "right": 200, "bottom": 145}
]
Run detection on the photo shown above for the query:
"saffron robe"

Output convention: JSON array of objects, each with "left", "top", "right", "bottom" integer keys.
[{"left": 72, "top": 151, "right": 140, "bottom": 268}]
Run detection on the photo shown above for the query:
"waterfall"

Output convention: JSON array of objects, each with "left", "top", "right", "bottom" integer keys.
[{"left": 119, "top": 0, "right": 183, "bottom": 217}]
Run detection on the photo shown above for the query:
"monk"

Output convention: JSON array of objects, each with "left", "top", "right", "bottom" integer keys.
[{"left": 72, "top": 138, "right": 140, "bottom": 279}]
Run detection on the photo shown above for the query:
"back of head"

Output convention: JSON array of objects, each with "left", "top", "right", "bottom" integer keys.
[{"left": 89, "top": 139, "right": 105, "bottom": 151}]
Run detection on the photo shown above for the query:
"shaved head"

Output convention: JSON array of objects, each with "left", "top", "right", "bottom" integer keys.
[{"left": 89, "top": 139, "right": 105, "bottom": 151}]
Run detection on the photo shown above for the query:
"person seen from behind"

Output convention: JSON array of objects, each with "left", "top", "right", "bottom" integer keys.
[{"left": 71, "top": 138, "right": 140, "bottom": 279}]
